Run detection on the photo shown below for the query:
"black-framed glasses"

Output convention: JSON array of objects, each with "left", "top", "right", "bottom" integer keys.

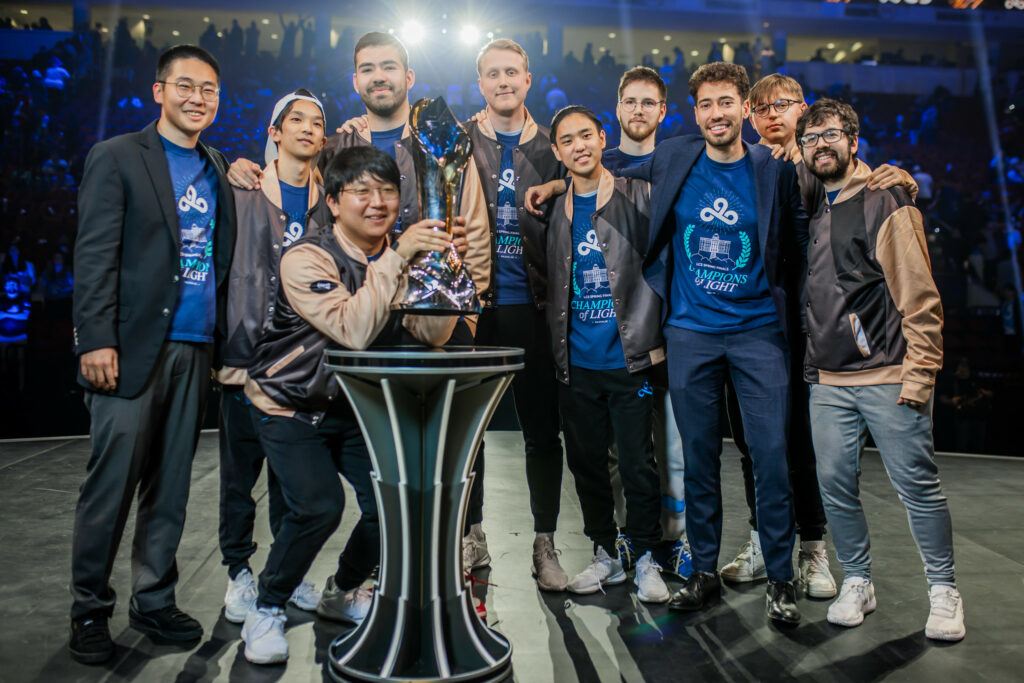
[
  {"left": 619, "top": 98, "right": 665, "bottom": 113},
  {"left": 158, "top": 80, "right": 220, "bottom": 102},
  {"left": 798, "top": 128, "right": 850, "bottom": 148},
  {"left": 751, "top": 98, "right": 801, "bottom": 118},
  {"left": 343, "top": 186, "right": 400, "bottom": 201}
]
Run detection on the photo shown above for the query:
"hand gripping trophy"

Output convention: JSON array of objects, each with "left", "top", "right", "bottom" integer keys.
[{"left": 396, "top": 96, "right": 482, "bottom": 314}]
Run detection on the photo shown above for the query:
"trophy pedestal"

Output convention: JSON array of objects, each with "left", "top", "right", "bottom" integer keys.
[{"left": 324, "top": 347, "right": 522, "bottom": 683}]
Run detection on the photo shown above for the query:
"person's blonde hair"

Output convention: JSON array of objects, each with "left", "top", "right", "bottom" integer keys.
[
  {"left": 476, "top": 39, "right": 529, "bottom": 76},
  {"left": 748, "top": 73, "right": 804, "bottom": 106}
]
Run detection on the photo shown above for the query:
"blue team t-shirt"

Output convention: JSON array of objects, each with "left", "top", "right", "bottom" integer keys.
[
  {"left": 826, "top": 188, "right": 841, "bottom": 204},
  {"left": 603, "top": 147, "right": 653, "bottom": 174},
  {"left": 569, "top": 191, "right": 625, "bottom": 369},
  {"left": 161, "top": 134, "right": 218, "bottom": 343},
  {"left": 370, "top": 125, "right": 405, "bottom": 160},
  {"left": 279, "top": 180, "right": 308, "bottom": 249},
  {"left": 667, "top": 151, "right": 778, "bottom": 333},
  {"left": 493, "top": 130, "right": 532, "bottom": 305}
]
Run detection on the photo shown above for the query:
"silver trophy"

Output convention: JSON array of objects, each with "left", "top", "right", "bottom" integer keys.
[{"left": 396, "top": 97, "right": 482, "bottom": 314}]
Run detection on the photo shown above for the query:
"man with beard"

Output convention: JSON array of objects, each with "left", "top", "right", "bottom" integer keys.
[
  {"left": 627, "top": 62, "right": 807, "bottom": 624},
  {"left": 797, "top": 99, "right": 963, "bottom": 641},
  {"left": 227, "top": 32, "right": 489, "bottom": 328}
]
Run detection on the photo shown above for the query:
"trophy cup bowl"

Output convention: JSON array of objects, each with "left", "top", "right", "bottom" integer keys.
[{"left": 396, "top": 97, "right": 482, "bottom": 315}]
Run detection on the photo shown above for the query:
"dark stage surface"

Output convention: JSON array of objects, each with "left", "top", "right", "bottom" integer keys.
[{"left": 0, "top": 432, "right": 1020, "bottom": 682}]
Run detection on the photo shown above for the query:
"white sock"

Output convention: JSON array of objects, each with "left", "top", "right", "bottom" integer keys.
[
  {"left": 750, "top": 530, "right": 762, "bottom": 553},
  {"left": 801, "top": 539, "right": 826, "bottom": 553}
]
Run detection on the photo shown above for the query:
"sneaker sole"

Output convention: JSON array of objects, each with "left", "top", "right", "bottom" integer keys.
[
  {"left": 243, "top": 645, "right": 289, "bottom": 665},
  {"left": 925, "top": 625, "right": 966, "bottom": 641},
  {"left": 224, "top": 605, "right": 249, "bottom": 624},
  {"left": 128, "top": 615, "right": 202, "bottom": 642},
  {"left": 468, "top": 553, "right": 491, "bottom": 570},
  {"left": 288, "top": 597, "right": 320, "bottom": 612},
  {"left": 826, "top": 598, "right": 877, "bottom": 627},
  {"left": 805, "top": 582, "right": 839, "bottom": 599},
  {"left": 567, "top": 570, "right": 628, "bottom": 595},
  {"left": 721, "top": 567, "right": 767, "bottom": 583},
  {"left": 315, "top": 606, "right": 364, "bottom": 625},
  {"left": 69, "top": 644, "right": 115, "bottom": 665},
  {"left": 531, "top": 566, "right": 569, "bottom": 592},
  {"left": 636, "top": 588, "right": 671, "bottom": 603}
]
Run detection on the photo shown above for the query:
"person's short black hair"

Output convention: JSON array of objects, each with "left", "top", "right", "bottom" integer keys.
[
  {"left": 272, "top": 88, "right": 318, "bottom": 129},
  {"left": 796, "top": 98, "right": 860, "bottom": 143},
  {"left": 324, "top": 146, "right": 401, "bottom": 198},
  {"left": 156, "top": 44, "right": 220, "bottom": 83},
  {"left": 550, "top": 105, "right": 602, "bottom": 143},
  {"left": 354, "top": 32, "right": 409, "bottom": 72}
]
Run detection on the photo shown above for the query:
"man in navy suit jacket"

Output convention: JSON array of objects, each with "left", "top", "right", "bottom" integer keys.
[
  {"left": 624, "top": 62, "right": 808, "bottom": 624},
  {"left": 69, "top": 45, "right": 236, "bottom": 664}
]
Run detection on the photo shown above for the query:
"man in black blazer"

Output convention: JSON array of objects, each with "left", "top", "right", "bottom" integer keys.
[
  {"left": 69, "top": 45, "right": 235, "bottom": 664},
  {"left": 624, "top": 62, "right": 808, "bottom": 624}
]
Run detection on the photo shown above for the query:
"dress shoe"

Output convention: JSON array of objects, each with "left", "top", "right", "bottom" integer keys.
[
  {"left": 668, "top": 570, "right": 721, "bottom": 611},
  {"left": 766, "top": 580, "right": 801, "bottom": 624}
]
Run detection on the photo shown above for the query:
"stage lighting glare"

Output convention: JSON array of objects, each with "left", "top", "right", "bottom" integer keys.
[
  {"left": 664, "top": 35, "right": 672, "bottom": 41},
  {"left": 19, "top": 9, "right": 27, "bottom": 15},
  {"left": 101, "top": 27, "right": 108, "bottom": 33},
  {"left": 608, "top": 32, "right": 616, "bottom": 38},
  {"left": 852, "top": 41, "right": 863, "bottom": 51},
  {"left": 719, "top": 37, "right": 727, "bottom": 43},
  {"left": 652, "top": 48, "right": 660, "bottom": 55},
  {"left": 271, "top": 33, "right": 279, "bottom": 40},
  {"left": 691, "top": 50, "right": 699, "bottom": 56},
  {"left": 142, "top": 14, "right": 150, "bottom": 20},
  {"left": 834, "top": 50, "right": 847, "bottom": 61},
  {"left": 401, "top": 20, "right": 426, "bottom": 45},
  {"left": 203, "top": 16, "right": 210, "bottom": 23},
  {"left": 827, "top": 42, "right": 836, "bottom": 49},
  {"left": 217, "top": 32, "right": 223, "bottom": 38},
  {"left": 172, "top": 30, "right": 180, "bottom": 36},
  {"left": 459, "top": 25, "right": 479, "bottom": 45},
  {"left": 487, "top": 31, "right": 494, "bottom": 39},
  {"left": 261, "top": 18, "right": 270, "bottom": 25}
]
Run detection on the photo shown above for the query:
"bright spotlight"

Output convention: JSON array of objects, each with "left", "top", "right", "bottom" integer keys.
[
  {"left": 401, "top": 20, "right": 425, "bottom": 45},
  {"left": 460, "top": 25, "right": 479, "bottom": 45},
  {"left": 851, "top": 41, "right": 863, "bottom": 51}
]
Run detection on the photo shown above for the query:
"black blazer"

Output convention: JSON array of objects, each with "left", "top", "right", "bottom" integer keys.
[
  {"left": 73, "top": 120, "right": 236, "bottom": 398},
  {"left": 623, "top": 135, "right": 808, "bottom": 340}
]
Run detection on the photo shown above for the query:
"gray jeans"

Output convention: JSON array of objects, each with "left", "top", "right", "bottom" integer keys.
[{"left": 809, "top": 383, "right": 955, "bottom": 586}]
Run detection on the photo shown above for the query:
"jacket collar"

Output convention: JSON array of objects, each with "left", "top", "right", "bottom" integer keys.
[
  {"left": 475, "top": 107, "right": 540, "bottom": 145},
  {"left": 331, "top": 223, "right": 392, "bottom": 265},
  {"left": 259, "top": 160, "right": 322, "bottom": 211},
  {"left": 563, "top": 168, "right": 615, "bottom": 222},
  {"left": 832, "top": 159, "right": 871, "bottom": 205},
  {"left": 139, "top": 120, "right": 185, "bottom": 246},
  {"left": 355, "top": 120, "right": 412, "bottom": 144}
]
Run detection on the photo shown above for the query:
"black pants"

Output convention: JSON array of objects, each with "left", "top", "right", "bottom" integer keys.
[
  {"left": 218, "top": 386, "right": 285, "bottom": 579},
  {"left": 727, "top": 359, "right": 827, "bottom": 542},
  {"left": 70, "top": 342, "right": 210, "bottom": 619},
  {"left": 560, "top": 366, "right": 661, "bottom": 554},
  {"left": 253, "top": 401, "right": 379, "bottom": 607},
  {"left": 472, "top": 304, "right": 564, "bottom": 533}
]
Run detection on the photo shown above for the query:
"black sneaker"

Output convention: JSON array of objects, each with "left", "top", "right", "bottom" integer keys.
[
  {"left": 69, "top": 615, "right": 114, "bottom": 664},
  {"left": 128, "top": 604, "right": 203, "bottom": 642}
]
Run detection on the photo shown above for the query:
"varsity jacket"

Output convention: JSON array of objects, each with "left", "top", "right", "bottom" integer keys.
[
  {"left": 804, "top": 160, "right": 943, "bottom": 404},
  {"left": 464, "top": 111, "right": 563, "bottom": 308},
  {"left": 245, "top": 224, "right": 456, "bottom": 424},
  {"left": 317, "top": 125, "right": 491, "bottom": 311},
  {"left": 217, "top": 162, "right": 331, "bottom": 386},
  {"left": 547, "top": 170, "right": 665, "bottom": 384}
]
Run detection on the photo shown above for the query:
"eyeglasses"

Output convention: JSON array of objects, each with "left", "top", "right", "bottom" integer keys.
[
  {"left": 343, "top": 186, "right": 400, "bottom": 201},
  {"left": 751, "top": 98, "right": 801, "bottom": 118},
  {"left": 798, "top": 128, "right": 850, "bottom": 148},
  {"left": 158, "top": 80, "right": 220, "bottom": 102},
  {"left": 619, "top": 98, "right": 665, "bottom": 113}
]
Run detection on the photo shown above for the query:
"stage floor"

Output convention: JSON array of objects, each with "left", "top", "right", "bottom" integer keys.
[{"left": 0, "top": 431, "right": 1020, "bottom": 682}]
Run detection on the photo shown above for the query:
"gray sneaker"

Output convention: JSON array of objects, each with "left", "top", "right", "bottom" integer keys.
[
  {"left": 316, "top": 576, "right": 373, "bottom": 624},
  {"left": 567, "top": 547, "right": 627, "bottom": 594},
  {"left": 721, "top": 533, "right": 766, "bottom": 583},
  {"left": 532, "top": 533, "right": 569, "bottom": 591},
  {"left": 462, "top": 524, "right": 491, "bottom": 571}
]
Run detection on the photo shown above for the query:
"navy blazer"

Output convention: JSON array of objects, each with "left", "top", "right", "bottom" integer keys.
[
  {"left": 73, "top": 120, "right": 236, "bottom": 398},
  {"left": 623, "top": 135, "right": 808, "bottom": 339}
]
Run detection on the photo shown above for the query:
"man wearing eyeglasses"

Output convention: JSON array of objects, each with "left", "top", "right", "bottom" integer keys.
[
  {"left": 797, "top": 99, "right": 964, "bottom": 642},
  {"left": 70, "top": 45, "right": 236, "bottom": 664},
  {"left": 603, "top": 66, "right": 667, "bottom": 172}
]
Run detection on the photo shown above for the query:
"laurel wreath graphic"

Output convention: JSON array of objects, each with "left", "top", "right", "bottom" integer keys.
[
  {"left": 736, "top": 232, "right": 752, "bottom": 269},
  {"left": 572, "top": 261, "right": 581, "bottom": 297},
  {"left": 683, "top": 224, "right": 695, "bottom": 260}
]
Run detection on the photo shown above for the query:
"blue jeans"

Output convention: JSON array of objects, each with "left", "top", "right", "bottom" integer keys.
[
  {"left": 809, "top": 383, "right": 955, "bottom": 586},
  {"left": 665, "top": 324, "right": 795, "bottom": 582}
]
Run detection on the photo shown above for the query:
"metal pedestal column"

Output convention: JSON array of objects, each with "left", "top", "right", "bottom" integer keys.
[{"left": 324, "top": 346, "right": 523, "bottom": 683}]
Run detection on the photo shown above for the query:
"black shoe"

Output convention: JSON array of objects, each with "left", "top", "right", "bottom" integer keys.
[
  {"left": 128, "top": 604, "right": 203, "bottom": 642},
  {"left": 668, "top": 570, "right": 721, "bottom": 612},
  {"left": 69, "top": 615, "right": 114, "bottom": 664},
  {"left": 766, "top": 580, "right": 801, "bottom": 624}
]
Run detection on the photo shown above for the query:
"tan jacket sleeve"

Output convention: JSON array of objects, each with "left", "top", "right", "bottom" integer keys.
[
  {"left": 897, "top": 167, "right": 919, "bottom": 202},
  {"left": 279, "top": 243, "right": 407, "bottom": 350},
  {"left": 875, "top": 205, "right": 943, "bottom": 403},
  {"left": 457, "top": 157, "right": 491, "bottom": 336}
]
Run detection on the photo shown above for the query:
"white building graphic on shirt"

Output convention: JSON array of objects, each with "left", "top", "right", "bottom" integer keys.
[
  {"left": 582, "top": 263, "right": 608, "bottom": 288},
  {"left": 698, "top": 233, "right": 731, "bottom": 260}
]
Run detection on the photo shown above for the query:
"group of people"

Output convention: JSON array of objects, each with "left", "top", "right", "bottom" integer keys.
[{"left": 67, "top": 32, "right": 966, "bottom": 669}]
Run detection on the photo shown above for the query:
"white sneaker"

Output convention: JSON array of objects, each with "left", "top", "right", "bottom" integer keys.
[
  {"left": 316, "top": 576, "right": 373, "bottom": 624},
  {"left": 827, "top": 577, "right": 877, "bottom": 627},
  {"left": 532, "top": 533, "right": 569, "bottom": 591},
  {"left": 798, "top": 541, "right": 838, "bottom": 599},
  {"left": 721, "top": 532, "right": 766, "bottom": 583},
  {"left": 634, "top": 552, "right": 670, "bottom": 603},
  {"left": 462, "top": 524, "right": 491, "bottom": 571},
  {"left": 240, "top": 605, "right": 288, "bottom": 664},
  {"left": 288, "top": 579, "right": 322, "bottom": 612},
  {"left": 567, "top": 547, "right": 627, "bottom": 594},
  {"left": 224, "top": 569, "right": 257, "bottom": 624},
  {"left": 925, "top": 585, "right": 966, "bottom": 641}
]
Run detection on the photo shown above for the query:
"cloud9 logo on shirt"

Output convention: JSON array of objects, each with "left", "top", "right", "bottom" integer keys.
[
  {"left": 683, "top": 190, "right": 752, "bottom": 294},
  {"left": 178, "top": 185, "right": 209, "bottom": 214},
  {"left": 499, "top": 168, "right": 515, "bottom": 192},
  {"left": 283, "top": 221, "right": 304, "bottom": 248},
  {"left": 577, "top": 229, "right": 601, "bottom": 257},
  {"left": 700, "top": 197, "right": 738, "bottom": 226}
]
